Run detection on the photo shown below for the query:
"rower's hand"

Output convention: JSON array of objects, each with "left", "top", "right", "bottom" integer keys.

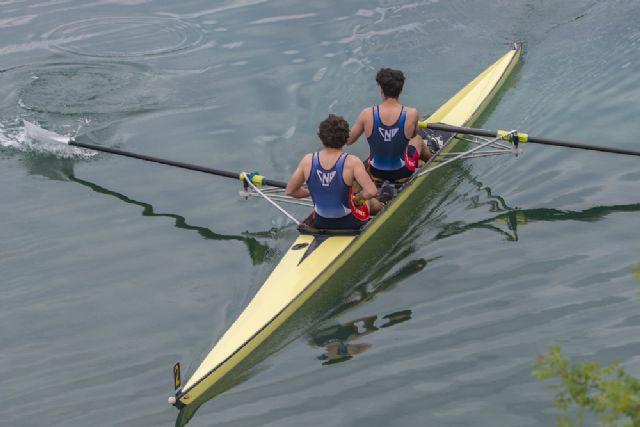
[{"left": 352, "top": 193, "right": 366, "bottom": 205}]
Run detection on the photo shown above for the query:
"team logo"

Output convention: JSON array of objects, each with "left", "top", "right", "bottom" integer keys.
[
  {"left": 378, "top": 127, "right": 399, "bottom": 142},
  {"left": 317, "top": 170, "right": 336, "bottom": 187}
]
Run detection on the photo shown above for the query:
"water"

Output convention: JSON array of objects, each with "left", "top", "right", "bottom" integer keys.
[{"left": 2, "top": 1, "right": 639, "bottom": 426}]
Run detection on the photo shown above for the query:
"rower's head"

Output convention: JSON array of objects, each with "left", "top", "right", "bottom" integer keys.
[
  {"left": 376, "top": 68, "right": 405, "bottom": 99},
  {"left": 318, "top": 114, "right": 350, "bottom": 149}
]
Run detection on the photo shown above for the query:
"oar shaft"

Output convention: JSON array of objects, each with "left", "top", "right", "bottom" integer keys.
[
  {"left": 426, "top": 123, "right": 496, "bottom": 139},
  {"left": 525, "top": 135, "right": 640, "bottom": 157},
  {"left": 423, "top": 123, "right": 640, "bottom": 157},
  {"left": 69, "top": 140, "right": 288, "bottom": 188}
]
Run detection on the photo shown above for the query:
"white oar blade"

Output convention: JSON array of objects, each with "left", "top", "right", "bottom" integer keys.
[
  {"left": 23, "top": 120, "right": 71, "bottom": 144},
  {"left": 21, "top": 120, "right": 96, "bottom": 158}
]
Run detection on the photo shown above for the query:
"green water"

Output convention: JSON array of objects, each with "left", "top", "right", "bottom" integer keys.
[{"left": 1, "top": 1, "right": 639, "bottom": 426}]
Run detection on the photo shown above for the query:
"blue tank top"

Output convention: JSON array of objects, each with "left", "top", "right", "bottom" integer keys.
[
  {"left": 367, "top": 105, "right": 408, "bottom": 171},
  {"left": 307, "top": 152, "right": 352, "bottom": 219}
]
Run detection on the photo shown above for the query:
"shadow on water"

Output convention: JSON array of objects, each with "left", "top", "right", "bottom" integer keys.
[
  {"left": 174, "top": 166, "right": 640, "bottom": 425},
  {"left": 174, "top": 86, "right": 528, "bottom": 423},
  {"left": 308, "top": 172, "right": 640, "bottom": 365},
  {"left": 173, "top": 159, "right": 640, "bottom": 424},
  {"left": 19, "top": 154, "right": 277, "bottom": 265},
  {"left": 437, "top": 202, "right": 640, "bottom": 242},
  {"left": 174, "top": 148, "right": 472, "bottom": 427},
  {"left": 305, "top": 251, "right": 439, "bottom": 366},
  {"left": 307, "top": 309, "right": 412, "bottom": 365},
  {"left": 437, "top": 174, "right": 640, "bottom": 242}
]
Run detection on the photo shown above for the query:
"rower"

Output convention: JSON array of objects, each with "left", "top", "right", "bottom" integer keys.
[
  {"left": 286, "top": 114, "right": 382, "bottom": 230},
  {"left": 347, "top": 68, "right": 432, "bottom": 186}
]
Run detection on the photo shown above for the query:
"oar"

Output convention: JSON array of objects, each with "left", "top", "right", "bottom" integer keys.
[
  {"left": 418, "top": 121, "right": 640, "bottom": 157},
  {"left": 23, "top": 120, "right": 287, "bottom": 188}
]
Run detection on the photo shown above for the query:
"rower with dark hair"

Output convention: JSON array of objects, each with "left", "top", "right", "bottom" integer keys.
[
  {"left": 286, "top": 114, "right": 381, "bottom": 230},
  {"left": 348, "top": 68, "right": 431, "bottom": 184}
]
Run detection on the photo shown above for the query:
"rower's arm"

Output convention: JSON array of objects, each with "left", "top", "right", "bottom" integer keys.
[
  {"left": 285, "top": 155, "right": 311, "bottom": 198},
  {"left": 406, "top": 108, "right": 432, "bottom": 161},
  {"left": 406, "top": 107, "right": 420, "bottom": 138},
  {"left": 351, "top": 158, "right": 378, "bottom": 200},
  {"left": 347, "top": 109, "right": 367, "bottom": 145}
]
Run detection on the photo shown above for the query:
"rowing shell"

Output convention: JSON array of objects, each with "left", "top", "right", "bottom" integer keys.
[{"left": 173, "top": 45, "right": 522, "bottom": 419}]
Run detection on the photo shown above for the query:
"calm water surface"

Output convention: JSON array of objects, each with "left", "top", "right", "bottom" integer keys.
[{"left": 1, "top": 1, "right": 639, "bottom": 426}]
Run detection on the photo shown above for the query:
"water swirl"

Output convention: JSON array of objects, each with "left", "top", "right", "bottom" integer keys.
[{"left": 45, "top": 17, "right": 205, "bottom": 59}]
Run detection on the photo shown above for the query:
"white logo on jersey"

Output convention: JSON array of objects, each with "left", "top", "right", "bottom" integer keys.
[
  {"left": 317, "top": 170, "right": 336, "bottom": 187},
  {"left": 378, "top": 127, "right": 399, "bottom": 142}
]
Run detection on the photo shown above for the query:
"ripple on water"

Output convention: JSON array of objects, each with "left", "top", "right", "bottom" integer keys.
[
  {"left": 18, "top": 62, "right": 171, "bottom": 115},
  {"left": 44, "top": 17, "right": 205, "bottom": 59}
]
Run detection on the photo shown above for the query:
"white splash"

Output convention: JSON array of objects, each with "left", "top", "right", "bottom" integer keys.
[
  {"left": 0, "top": 119, "right": 97, "bottom": 159},
  {"left": 23, "top": 120, "right": 71, "bottom": 144}
]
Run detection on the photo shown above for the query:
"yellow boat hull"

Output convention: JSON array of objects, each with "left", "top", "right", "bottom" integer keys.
[{"left": 175, "top": 45, "right": 522, "bottom": 414}]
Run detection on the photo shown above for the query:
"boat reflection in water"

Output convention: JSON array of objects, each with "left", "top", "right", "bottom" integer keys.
[
  {"left": 436, "top": 174, "right": 640, "bottom": 243},
  {"left": 308, "top": 310, "right": 412, "bottom": 365},
  {"left": 172, "top": 47, "right": 523, "bottom": 418},
  {"left": 19, "top": 153, "right": 277, "bottom": 265}
]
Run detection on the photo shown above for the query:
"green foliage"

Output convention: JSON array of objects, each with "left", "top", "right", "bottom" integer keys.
[{"left": 533, "top": 345, "right": 640, "bottom": 426}]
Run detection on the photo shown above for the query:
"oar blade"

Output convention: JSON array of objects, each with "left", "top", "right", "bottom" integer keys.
[
  {"left": 23, "top": 120, "right": 71, "bottom": 144},
  {"left": 22, "top": 121, "right": 291, "bottom": 187}
]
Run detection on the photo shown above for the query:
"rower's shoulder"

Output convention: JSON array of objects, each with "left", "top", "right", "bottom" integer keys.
[
  {"left": 344, "top": 153, "right": 365, "bottom": 167},
  {"left": 404, "top": 105, "right": 419, "bottom": 117},
  {"left": 350, "top": 107, "right": 373, "bottom": 129},
  {"left": 357, "top": 106, "right": 374, "bottom": 117},
  {"left": 300, "top": 152, "right": 313, "bottom": 166}
]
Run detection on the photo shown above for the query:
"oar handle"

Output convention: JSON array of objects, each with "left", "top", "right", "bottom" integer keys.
[
  {"left": 69, "top": 140, "right": 288, "bottom": 188},
  {"left": 419, "top": 122, "right": 495, "bottom": 138},
  {"left": 419, "top": 122, "right": 640, "bottom": 157}
]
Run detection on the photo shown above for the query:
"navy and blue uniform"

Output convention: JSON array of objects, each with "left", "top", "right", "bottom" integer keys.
[
  {"left": 366, "top": 105, "right": 418, "bottom": 182},
  {"left": 307, "top": 152, "right": 368, "bottom": 230}
]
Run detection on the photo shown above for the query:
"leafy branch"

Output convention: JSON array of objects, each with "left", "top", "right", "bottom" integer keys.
[{"left": 533, "top": 345, "right": 640, "bottom": 426}]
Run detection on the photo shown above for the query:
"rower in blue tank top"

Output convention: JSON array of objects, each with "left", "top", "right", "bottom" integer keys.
[
  {"left": 348, "top": 68, "right": 432, "bottom": 183},
  {"left": 286, "top": 114, "right": 382, "bottom": 230},
  {"left": 307, "top": 151, "right": 350, "bottom": 218},
  {"left": 366, "top": 105, "right": 418, "bottom": 181}
]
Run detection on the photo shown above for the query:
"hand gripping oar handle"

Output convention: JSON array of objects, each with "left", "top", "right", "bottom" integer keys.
[
  {"left": 68, "top": 140, "right": 288, "bottom": 188},
  {"left": 419, "top": 121, "right": 640, "bottom": 157}
]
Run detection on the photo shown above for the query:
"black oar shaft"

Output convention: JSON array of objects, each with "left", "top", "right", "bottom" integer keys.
[
  {"left": 525, "top": 136, "right": 640, "bottom": 157},
  {"left": 426, "top": 123, "right": 496, "bottom": 139},
  {"left": 425, "top": 123, "right": 640, "bottom": 157},
  {"left": 69, "top": 140, "right": 288, "bottom": 188}
]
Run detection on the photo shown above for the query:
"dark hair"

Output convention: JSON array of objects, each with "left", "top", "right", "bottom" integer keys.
[
  {"left": 317, "top": 114, "right": 350, "bottom": 148},
  {"left": 376, "top": 68, "right": 405, "bottom": 98}
]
